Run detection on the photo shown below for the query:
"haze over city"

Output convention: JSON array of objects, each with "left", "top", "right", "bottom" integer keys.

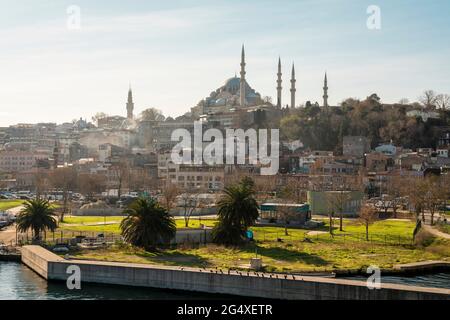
[{"left": 1, "top": 0, "right": 450, "bottom": 126}]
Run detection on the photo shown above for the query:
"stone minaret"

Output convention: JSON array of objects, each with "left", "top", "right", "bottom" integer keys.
[
  {"left": 276, "top": 57, "right": 282, "bottom": 108},
  {"left": 126, "top": 86, "right": 134, "bottom": 119},
  {"left": 323, "top": 72, "right": 329, "bottom": 108},
  {"left": 52, "top": 140, "right": 59, "bottom": 169},
  {"left": 290, "top": 63, "right": 296, "bottom": 108},
  {"left": 240, "top": 45, "right": 246, "bottom": 107}
]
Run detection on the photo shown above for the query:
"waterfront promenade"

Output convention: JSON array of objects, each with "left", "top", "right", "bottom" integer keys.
[{"left": 21, "top": 245, "right": 450, "bottom": 300}]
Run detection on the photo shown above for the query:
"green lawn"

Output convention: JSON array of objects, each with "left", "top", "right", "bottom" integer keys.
[
  {"left": 70, "top": 219, "right": 450, "bottom": 273},
  {"left": 63, "top": 216, "right": 125, "bottom": 224},
  {"left": 58, "top": 216, "right": 218, "bottom": 234},
  {"left": 0, "top": 200, "right": 24, "bottom": 211}
]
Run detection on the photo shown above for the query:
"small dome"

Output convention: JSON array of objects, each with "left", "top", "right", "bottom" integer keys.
[{"left": 224, "top": 76, "right": 240, "bottom": 88}]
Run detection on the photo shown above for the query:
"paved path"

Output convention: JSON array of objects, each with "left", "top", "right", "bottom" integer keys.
[
  {"left": 423, "top": 225, "right": 450, "bottom": 240},
  {"left": 0, "top": 206, "right": 23, "bottom": 245},
  {"left": 0, "top": 224, "right": 16, "bottom": 245}
]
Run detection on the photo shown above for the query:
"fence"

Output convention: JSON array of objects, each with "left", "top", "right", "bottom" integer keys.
[
  {"left": 252, "top": 229, "right": 413, "bottom": 246},
  {"left": 16, "top": 230, "right": 122, "bottom": 247},
  {"left": 14, "top": 229, "right": 211, "bottom": 249}
]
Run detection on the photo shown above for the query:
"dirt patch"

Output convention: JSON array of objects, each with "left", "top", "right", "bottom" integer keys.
[{"left": 306, "top": 231, "right": 328, "bottom": 236}]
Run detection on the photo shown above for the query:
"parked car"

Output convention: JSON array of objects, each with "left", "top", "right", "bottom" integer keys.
[{"left": 52, "top": 245, "right": 70, "bottom": 253}]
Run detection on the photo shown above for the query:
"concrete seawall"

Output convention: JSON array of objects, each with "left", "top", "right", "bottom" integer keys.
[{"left": 21, "top": 246, "right": 450, "bottom": 300}]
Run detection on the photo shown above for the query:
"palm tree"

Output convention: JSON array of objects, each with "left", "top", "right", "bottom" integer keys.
[
  {"left": 120, "top": 198, "right": 176, "bottom": 251},
  {"left": 16, "top": 199, "right": 58, "bottom": 241},
  {"left": 212, "top": 179, "right": 259, "bottom": 246}
]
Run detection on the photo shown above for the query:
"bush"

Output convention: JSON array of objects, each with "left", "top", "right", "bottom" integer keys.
[{"left": 414, "top": 229, "right": 435, "bottom": 247}]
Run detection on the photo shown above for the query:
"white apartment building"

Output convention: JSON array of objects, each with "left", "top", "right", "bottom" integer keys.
[
  {"left": 0, "top": 151, "right": 48, "bottom": 172},
  {"left": 158, "top": 152, "right": 224, "bottom": 191}
]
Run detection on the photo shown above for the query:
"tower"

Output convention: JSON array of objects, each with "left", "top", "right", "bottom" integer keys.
[
  {"left": 240, "top": 45, "right": 246, "bottom": 107},
  {"left": 276, "top": 57, "right": 282, "bottom": 108},
  {"left": 126, "top": 85, "right": 134, "bottom": 119},
  {"left": 52, "top": 140, "right": 59, "bottom": 169},
  {"left": 290, "top": 63, "right": 296, "bottom": 108},
  {"left": 323, "top": 72, "right": 329, "bottom": 108}
]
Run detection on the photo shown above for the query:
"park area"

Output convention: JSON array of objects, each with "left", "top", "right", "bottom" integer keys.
[{"left": 64, "top": 216, "right": 450, "bottom": 273}]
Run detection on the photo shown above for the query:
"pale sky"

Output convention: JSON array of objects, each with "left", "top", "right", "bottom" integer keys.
[{"left": 1, "top": 0, "right": 449, "bottom": 126}]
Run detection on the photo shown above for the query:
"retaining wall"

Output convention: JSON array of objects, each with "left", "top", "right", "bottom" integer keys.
[{"left": 21, "top": 246, "right": 450, "bottom": 300}]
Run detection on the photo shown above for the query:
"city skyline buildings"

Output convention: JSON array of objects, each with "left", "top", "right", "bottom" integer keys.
[{"left": 1, "top": 0, "right": 450, "bottom": 126}]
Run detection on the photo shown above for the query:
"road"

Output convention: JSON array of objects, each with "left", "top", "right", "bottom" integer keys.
[
  {"left": 423, "top": 224, "right": 450, "bottom": 240},
  {"left": 0, "top": 206, "right": 23, "bottom": 246}
]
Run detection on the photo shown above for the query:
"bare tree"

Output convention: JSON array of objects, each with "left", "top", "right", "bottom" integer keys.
[
  {"left": 111, "top": 161, "right": 130, "bottom": 200},
  {"left": 359, "top": 203, "right": 378, "bottom": 241},
  {"left": 385, "top": 175, "right": 405, "bottom": 218},
  {"left": 424, "top": 176, "right": 447, "bottom": 225},
  {"left": 178, "top": 189, "right": 205, "bottom": 228},
  {"left": 34, "top": 169, "right": 49, "bottom": 200},
  {"left": 160, "top": 182, "right": 180, "bottom": 212},
  {"left": 78, "top": 173, "right": 106, "bottom": 201},
  {"left": 276, "top": 186, "right": 298, "bottom": 236},
  {"left": 48, "top": 166, "right": 78, "bottom": 222},
  {"left": 327, "top": 190, "right": 353, "bottom": 232},
  {"left": 405, "top": 177, "right": 428, "bottom": 223},
  {"left": 92, "top": 112, "right": 109, "bottom": 125},
  {"left": 436, "top": 94, "right": 450, "bottom": 110},
  {"left": 139, "top": 108, "right": 165, "bottom": 122},
  {"left": 419, "top": 90, "right": 438, "bottom": 109},
  {"left": 253, "top": 175, "right": 278, "bottom": 203}
]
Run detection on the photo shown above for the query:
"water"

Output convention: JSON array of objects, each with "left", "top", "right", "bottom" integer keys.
[
  {"left": 342, "top": 273, "right": 450, "bottom": 289},
  {"left": 1, "top": 262, "right": 449, "bottom": 300},
  {"left": 0, "top": 262, "right": 228, "bottom": 300}
]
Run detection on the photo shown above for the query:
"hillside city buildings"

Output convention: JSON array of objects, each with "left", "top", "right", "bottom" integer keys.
[{"left": 1, "top": 46, "right": 449, "bottom": 206}]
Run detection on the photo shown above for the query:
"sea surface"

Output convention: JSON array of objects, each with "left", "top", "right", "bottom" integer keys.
[
  {"left": 1, "top": 261, "right": 449, "bottom": 300},
  {"left": 0, "top": 261, "right": 228, "bottom": 300}
]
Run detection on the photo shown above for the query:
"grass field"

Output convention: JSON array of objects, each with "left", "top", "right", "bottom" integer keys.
[
  {"left": 58, "top": 216, "right": 218, "bottom": 234},
  {"left": 0, "top": 200, "right": 24, "bottom": 211},
  {"left": 70, "top": 218, "right": 450, "bottom": 273}
]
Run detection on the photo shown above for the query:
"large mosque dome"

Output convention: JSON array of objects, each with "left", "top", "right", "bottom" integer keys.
[
  {"left": 200, "top": 76, "right": 261, "bottom": 112},
  {"left": 191, "top": 46, "right": 266, "bottom": 116}
]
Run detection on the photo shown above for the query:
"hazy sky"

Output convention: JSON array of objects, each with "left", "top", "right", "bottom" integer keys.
[{"left": 1, "top": 0, "right": 449, "bottom": 126}]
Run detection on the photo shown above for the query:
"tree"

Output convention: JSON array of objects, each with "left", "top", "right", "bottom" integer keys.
[
  {"left": 112, "top": 161, "right": 130, "bottom": 200},
  {"left": 436, "top": 94, "right": 450, "bottom": 110},
  {"left": 139, "top": 108, "right": 165, "bottom": 122},
  {"left": 419, "top": 90, "right": 438, "bottom": 109},
  {"left": 405, "top": 177, "right": 428, "bottom": 233},
  {"left": 212, "top": 179, "right": 259, "bottom": 246},
  {"left": 424, "top": 176, "right": 446, "bottom": 225},
  {"left": 33, "top": 169, "right": 49, "bottom": 200},
  {"left": 385, "top": 175, "right": 405, "bottom": 218},
  {"left": 16, "top": 199, "right": 57, "bottom": 241},
  {"left": 359, "top": 203, "right": 378, "bottom": 241},
  {"left": 78, "top": 173, "right": 106, "bottom": 200},
  {"left": 160, "top": 182, "right": 180, "bottom": 212},
  {"left": 277, "top": 186, "right": 297, "bottom": 236},
  {"left": 253, "top": 175, "right": 277, "bottom": 203},
  {"left": 120, "top": 198, "right": 176, "bottom": 251},
  {"left": 327, "top": 190, "right": 353, "bottom": 232},
  {"left": 92, "top": 112, "right": 109, "bottom": 125},
  {"left": 178, "top": 189, "right": 205, "bottom": 228},
  {"left": 48, "top": 166, "right": 77, "bottom": 222}
]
